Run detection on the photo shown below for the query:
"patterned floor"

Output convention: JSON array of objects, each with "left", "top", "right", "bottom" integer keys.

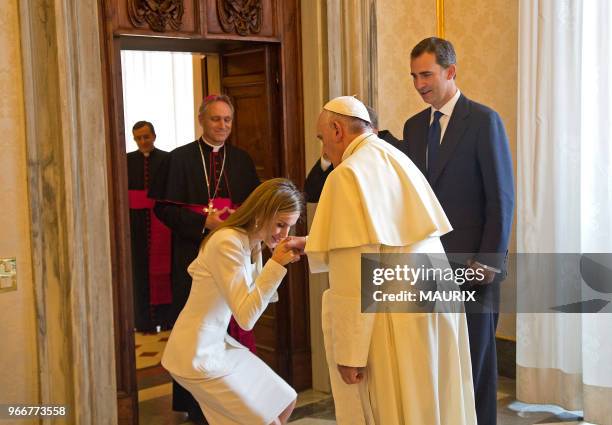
[
  {"left": 135, "top": 330, "right": 170, "bottom": 370},
  {"left": 134, "top": 332, "right": 593, "bottom": 424}
]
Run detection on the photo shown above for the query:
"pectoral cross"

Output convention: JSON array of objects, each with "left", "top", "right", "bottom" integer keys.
[{"left": 203, "top": 200, "right": 217, "bottom": 215}]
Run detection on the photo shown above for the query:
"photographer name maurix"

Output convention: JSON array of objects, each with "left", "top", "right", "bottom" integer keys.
[{"left": 372, "top": 288, "right": 477, "bottom": 303}]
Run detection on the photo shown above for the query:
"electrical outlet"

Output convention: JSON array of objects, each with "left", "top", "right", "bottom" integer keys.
[{"left": 0, "top": 258, "right": 17, "bottom": 293}]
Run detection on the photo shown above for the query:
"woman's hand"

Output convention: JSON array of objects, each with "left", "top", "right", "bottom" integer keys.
[{"left": 271, "top": 238, "right": 301, "bottom": 266}]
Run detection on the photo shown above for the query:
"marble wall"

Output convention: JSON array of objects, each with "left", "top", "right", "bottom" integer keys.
[
  {"left": 0, "top": 0, "right": 39, "bottom": 411},
  {"left": 14, "top": 0, "right": 117, "bottom": 421}
]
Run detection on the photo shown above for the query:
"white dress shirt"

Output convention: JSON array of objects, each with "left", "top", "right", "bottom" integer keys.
[{"left": 429, "top": 89, "right": 462, "bottom": 144}]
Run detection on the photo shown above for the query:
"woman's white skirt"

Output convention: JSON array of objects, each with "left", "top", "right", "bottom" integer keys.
[{"left": 172, "top": 346, "right": 297, "bottom": 425}]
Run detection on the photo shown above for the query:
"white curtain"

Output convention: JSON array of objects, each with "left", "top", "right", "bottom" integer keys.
[
  {"left": 517, "top": 1, "right": 612, "bottom": 424},
  {"left": 121, "top": 50, "right": 196, "bottom": 153}
]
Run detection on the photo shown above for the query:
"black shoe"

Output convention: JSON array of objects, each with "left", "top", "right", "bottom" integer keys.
[{"left": 187, "top": 409, "right": 208, "bottom": 425}]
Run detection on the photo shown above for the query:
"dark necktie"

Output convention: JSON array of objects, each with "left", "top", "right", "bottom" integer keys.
[{"left": 427, "top": 110, "right": 443, "bottom": 180}]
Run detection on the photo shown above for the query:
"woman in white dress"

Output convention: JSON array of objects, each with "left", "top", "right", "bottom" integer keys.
[{"left": 162, "top": 178, "right": 303, "bottom": 425}]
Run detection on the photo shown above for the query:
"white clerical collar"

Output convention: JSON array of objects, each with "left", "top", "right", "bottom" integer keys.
[
  {"left": 341, "top": 132, "right": 375, "bottom": 162},
  {"left": 201, "top": 137, "right": 225, "bottom": 152},
  {"left": 431, "top": 89, "right": 461, "bottom": 120}
]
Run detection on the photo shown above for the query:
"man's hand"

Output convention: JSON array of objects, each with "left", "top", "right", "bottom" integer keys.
[
  {"left": 283, "top": 236, "right": 307, "bottom": 255},
  {"left": 467, "top": 259, "right": 496, "bottom": 285},
  {"left": 204, "top": 206, "right": 234, "bottom": 230},
  {"left": 337, "top": 365, "right": 364, "bottom": 384},
  {"left": 271, "top": 238, "right": 302, "bottom": 266}
]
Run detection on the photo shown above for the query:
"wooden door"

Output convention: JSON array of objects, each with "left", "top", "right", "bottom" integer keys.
[{"left": 218, "top": 46, "right": 280, "bottom": 180}]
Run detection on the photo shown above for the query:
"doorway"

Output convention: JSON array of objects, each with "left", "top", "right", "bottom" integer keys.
[
  {"left": 121, "top": 39, "right": 285, "bottom": 399},
  {"left": 103, "top": 22, "right": 310, "bottom": 422}
]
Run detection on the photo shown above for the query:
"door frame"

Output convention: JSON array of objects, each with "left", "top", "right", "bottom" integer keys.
[{"left": 98, "top": 2, "right": 307, "bottom": 423}]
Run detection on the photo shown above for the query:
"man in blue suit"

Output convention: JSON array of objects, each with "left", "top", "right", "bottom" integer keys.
[{"left": 401, "top": 37, "right": 514, "bottom": 425}]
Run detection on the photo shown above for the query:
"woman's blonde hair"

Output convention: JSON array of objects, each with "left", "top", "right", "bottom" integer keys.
[{"left": 203, "top": 178, "right": 304, "bottom": 248}]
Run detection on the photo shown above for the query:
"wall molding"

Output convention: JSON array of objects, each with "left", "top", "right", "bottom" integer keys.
[{"left": 436, "top": 0, "right": 445, "bottom": 38}]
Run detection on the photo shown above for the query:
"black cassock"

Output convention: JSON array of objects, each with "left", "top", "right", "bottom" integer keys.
[
  {"left": 127, "top": 148, "right": 172, "bottom": 331},
  {"left": 149, "top": 139, "right": 260, "bottom": 418}
]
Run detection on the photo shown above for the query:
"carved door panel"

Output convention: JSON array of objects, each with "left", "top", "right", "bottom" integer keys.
[
  {"left": 117, "top": 0, "right": 200, "bottom": 36},
  {"left": 205, "top": 0, "right": 278, "bottom": 39},
  {"left": 219, "top": 46, "right": 280, "bottom": 180}
]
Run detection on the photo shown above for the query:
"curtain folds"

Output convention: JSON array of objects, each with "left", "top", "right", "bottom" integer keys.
[
  {"left": 121, "top": 50, "right": 195, "bottom": 152},
  {"left": 517, "top": 1, "right": 612, "bottom": 424}
]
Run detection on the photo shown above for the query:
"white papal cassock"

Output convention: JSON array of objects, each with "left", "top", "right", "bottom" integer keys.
[{"left": 305, "top": 133, "right": 477, "bottom": 425}]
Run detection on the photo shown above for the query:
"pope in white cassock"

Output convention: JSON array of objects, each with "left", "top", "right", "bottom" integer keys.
[{"left": 290, "top": 96, "right": 476, "bottom": 424}]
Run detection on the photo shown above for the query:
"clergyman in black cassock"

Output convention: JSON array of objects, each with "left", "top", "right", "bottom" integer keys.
[
  {"left": 128, "top": 121, "right": 173, "bottom": 332},
  {"left": 127, "top": 146, "right": 173, "bottom": 331}
]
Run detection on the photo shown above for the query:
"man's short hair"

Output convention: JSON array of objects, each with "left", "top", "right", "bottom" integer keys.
[
  {"left": 364, "top": 105, "right": 379, "bottom": 129},
  {"left": 198, "top": 94, "right": 235, "bottom": 117},
  {"left": 328, "top": 112, "right": 372, "bottom": 134},
  {"left": 411, "top": 37, "right": 457, "bottom": 69},
  {"left": 346, "top": 116, "right": 372, "bottom": 133},
  {"left": 132, "top": 120, "right": 156, "bottom": 137}
]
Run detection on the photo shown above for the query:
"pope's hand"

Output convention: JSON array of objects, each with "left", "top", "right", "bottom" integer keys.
[
  {"left": 271, "top": 238, "right": 301, "bottom": 266},
  {"left": 283, "top": 236, "right": 307, "bottom": 255},
  {"left": 337, "top": 365, "right": 364, "bottom": 384}
]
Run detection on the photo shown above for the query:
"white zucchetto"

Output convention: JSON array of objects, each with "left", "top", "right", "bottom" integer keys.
[{"left": 323, "top": 96, "right": 371, "bottom": 123}]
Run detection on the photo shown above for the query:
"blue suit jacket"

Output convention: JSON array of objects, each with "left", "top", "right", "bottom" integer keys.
[{"left": 401, "top": 94, "right": 514, "bottom": 270}]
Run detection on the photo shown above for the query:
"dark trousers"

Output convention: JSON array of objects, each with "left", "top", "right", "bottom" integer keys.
[
  {"left": 466, "top": 312, "right": 499, "bottom": 425},
  {"left": 465, "top": 280, "right": 501, "bottom": 425}
]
